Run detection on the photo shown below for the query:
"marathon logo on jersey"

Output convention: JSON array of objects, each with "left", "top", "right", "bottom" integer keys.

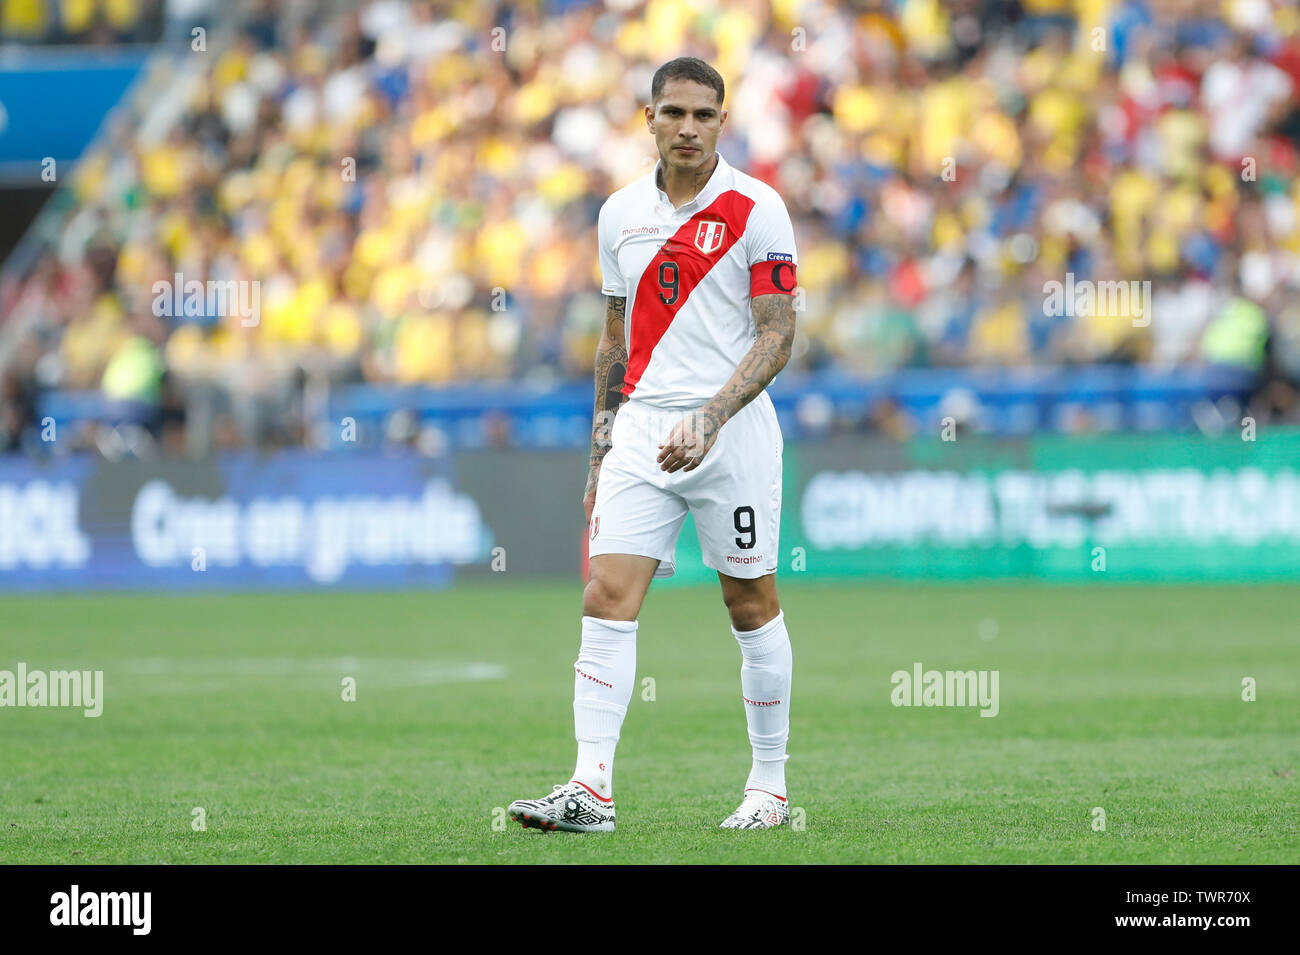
[
  {"left": 695, "top": 220, "right": 726, "bottom": 254},
  {"left": 727, "top": 554, "right": 763, "bottom": 565}
]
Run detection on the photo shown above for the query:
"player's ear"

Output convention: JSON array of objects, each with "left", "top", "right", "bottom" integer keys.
[{"left": 645, "top": 104, "right": 654, "bottom": 131}]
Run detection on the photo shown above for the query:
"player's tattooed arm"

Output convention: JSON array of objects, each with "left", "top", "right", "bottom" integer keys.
[
  {"left": 657, "top": 293, "right": 795, "bottom": 473},
  {"left": 591, "top": 295, "right": 628, "bottom": 465},
  {"left": 586, "top": 295, "right": 627, "bottom": 521}
]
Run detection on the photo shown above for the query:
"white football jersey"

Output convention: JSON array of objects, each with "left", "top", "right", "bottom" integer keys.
[{"left": 597, "top": 152, "right": 799, "bottom": 409}]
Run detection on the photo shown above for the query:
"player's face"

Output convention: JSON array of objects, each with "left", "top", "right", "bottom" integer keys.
[{"left": 646, "top": 79, "right": 726, "bottom": 172}]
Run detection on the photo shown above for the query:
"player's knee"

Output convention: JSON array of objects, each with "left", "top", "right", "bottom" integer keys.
[
  {"left": 724, "top": 589, "right": 779, "bottom": 632},
  {"left": 582, "top": 574, "right": 638, "bottom": 621}
]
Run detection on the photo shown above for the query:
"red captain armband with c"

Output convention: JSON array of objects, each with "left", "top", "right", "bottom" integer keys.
[{"left": 750, "top": 257, "right": 798, "bottom": 296}]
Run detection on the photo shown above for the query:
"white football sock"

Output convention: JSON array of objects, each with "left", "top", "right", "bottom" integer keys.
[
  {"left": 571, "top": 615, "right": 637, "bottom": 800},
  {"left": 733, "top": 610, "right": 792, "bottom": 799}
]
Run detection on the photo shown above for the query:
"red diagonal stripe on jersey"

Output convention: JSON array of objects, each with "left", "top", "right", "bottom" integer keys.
[{"left": 622, "top": 190, "right": 756, "bottom": 397}]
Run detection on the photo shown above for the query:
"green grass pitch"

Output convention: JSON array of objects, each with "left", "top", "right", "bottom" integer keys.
[{"left": 0, "top": 582, "right": 1296, "bottom": 864}]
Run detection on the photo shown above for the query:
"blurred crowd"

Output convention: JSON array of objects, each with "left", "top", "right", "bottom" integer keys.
[
  {"left": 1, "top": 0, "right": 165, "bottom": 43},
  {"left": 5, "top": 0, "right": 1300, "bottom": 453}
]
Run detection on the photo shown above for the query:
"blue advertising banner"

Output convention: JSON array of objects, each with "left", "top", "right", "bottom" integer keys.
[
  {"left": 0, "top": 49, "right": 148, "bottom": 173},
  {"left": 0, "top": 452, "right": 496, "bottom": 591}
]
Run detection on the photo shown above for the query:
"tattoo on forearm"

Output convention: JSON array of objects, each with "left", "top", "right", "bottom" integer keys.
[
  {"left": 697, "top": 293, "right": 794, "bottom": 436},
  {"left": 591, "top": 296, "right": 628, "bottom": 464}
]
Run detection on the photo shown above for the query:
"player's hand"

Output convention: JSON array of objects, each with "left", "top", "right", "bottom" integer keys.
[
  {"left": 658, "top": 410, "right": 721, "bottom": 473},
  {"left": 583, "top": 461, "right": 601, "bottom": 526}
]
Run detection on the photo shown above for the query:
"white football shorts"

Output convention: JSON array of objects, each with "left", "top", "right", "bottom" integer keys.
[{"left": 588, "top": 391, "right": 783, "bottom": 579}]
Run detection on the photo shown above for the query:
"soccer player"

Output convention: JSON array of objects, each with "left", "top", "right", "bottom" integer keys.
[{"left": 508, "top": 57, "right": 798, "bottom": 832}]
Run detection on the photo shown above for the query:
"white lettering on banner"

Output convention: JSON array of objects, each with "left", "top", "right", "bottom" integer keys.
[
  {"left": 0, "top": 480, "right": 91, "bottom": 569},
  {"left": 803, "top": 468, "right": 1300, "bottom": 549},
  {"left": 131, "top": 478, "right": 488, "bottom": 582},
  {"left": 801, "top": 471, "right": 994, "bottom": 546}
]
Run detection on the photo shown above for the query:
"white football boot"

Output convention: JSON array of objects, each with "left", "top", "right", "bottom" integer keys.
[
  {"left": 508, "top": 780, "right": 616, "bottom": 833},
  {"left": 719, "top": 788, "right": 790, "bottom": 829}
]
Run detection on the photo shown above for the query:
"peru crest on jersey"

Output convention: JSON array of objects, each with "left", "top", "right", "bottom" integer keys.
[{"left": 695, "top": 219, "right": 727, "bottom": 254}]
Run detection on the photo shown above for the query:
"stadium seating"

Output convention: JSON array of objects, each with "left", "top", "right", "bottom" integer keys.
[{"left": 3, "top": 0, "right": 1300, "bottom": 452}]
